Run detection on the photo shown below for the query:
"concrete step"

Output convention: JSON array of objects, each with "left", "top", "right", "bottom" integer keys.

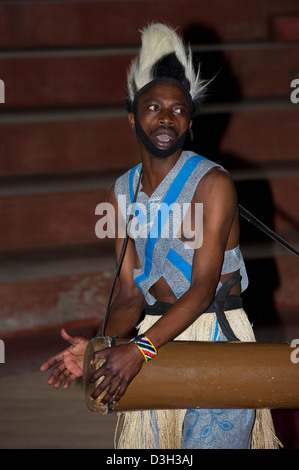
[
  {"left": 1, "top": 44, "right": 299, "bottom": 110},
  {"left": 0, "top": 188, "right": 107, "bottom": 251},
  {"left": 0, "top": 0, "right": 285, "bottom": 49},
  {"left": 0, "top": 244, "right": 115, "bottom": 336},
  {"left": 1, "top": 1, "right": 298, "bottom": 50}
]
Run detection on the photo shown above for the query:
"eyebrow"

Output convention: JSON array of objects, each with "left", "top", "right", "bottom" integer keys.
[{"left": 144, "top": 98, "right": 189, "bottom": 107}]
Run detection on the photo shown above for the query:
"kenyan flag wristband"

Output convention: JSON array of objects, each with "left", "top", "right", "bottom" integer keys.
[{"left": 130, "top": 335, "right": 157, "bottom": 362}]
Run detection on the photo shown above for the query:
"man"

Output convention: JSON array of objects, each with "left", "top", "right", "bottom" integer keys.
[{"left": 41, "top": 23, "right": 279, "bottom": 449}]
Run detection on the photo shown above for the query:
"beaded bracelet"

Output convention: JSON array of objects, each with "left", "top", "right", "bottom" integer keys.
[{"left": 130, "top": 335, "right": 157, "bottom": 362}]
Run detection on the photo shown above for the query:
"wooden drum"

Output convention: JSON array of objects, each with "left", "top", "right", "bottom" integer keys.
[{"left": 83, "top": 336, "right": 299, "bottom": 414}]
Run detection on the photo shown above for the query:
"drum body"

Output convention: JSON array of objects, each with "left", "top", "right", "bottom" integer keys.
[{"left": 83, "top": 336, "right": 299, "bottom": 414}]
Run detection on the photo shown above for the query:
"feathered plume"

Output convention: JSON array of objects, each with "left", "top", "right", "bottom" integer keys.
[{"left": 127, "top": 23, "right": 204, "bottom": 111}]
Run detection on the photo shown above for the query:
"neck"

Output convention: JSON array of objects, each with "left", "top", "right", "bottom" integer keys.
[{"left": 139, "top": 147, "right": 183, "bottom": 196}]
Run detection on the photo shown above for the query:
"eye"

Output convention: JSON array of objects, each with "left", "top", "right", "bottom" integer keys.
[
  {"left": 148, "top": 103, "right": 159, "bottom": 111},
  {"left": 173, "top": 106, "right": 186, "bottom": 115}
]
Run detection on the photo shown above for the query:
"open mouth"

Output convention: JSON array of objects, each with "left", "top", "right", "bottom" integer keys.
[{"left": 151, "top": 127, "right": 177, "bottom": 148}]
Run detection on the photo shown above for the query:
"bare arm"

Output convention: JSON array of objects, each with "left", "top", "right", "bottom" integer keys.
[
  {"left": 98, "top": 182, "right": 146, "bottom": 338},
  {"left": 144, "top": 168, "right": 239, "bottom": 348},
  {"left": 88, "top": 183, "right": 147, "bottom": 403},
  {"left": 41, "top": 183, "right": 144, "bottom": 389}
]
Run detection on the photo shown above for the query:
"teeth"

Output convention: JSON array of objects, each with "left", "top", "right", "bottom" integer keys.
[{"left": 157, "top": 134, "right": 171, "bottom": 142}]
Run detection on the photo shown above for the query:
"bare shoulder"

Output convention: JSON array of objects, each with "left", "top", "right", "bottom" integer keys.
[
  {"left": 195, "top": 166, "right": 237, "bottom": 204},
  {"left": 107, "top": 181, "right": 123, "bottom": 214},
  {"left": 201, "top": 166, "right": 235, "bottom": 189},
  {"left": 106, "top": 182, "right": 116, "bottom": 202}
]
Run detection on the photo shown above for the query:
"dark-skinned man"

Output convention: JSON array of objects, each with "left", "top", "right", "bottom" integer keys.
[{"left": 41, "top": 23, "right": 280, "bottom": 450}]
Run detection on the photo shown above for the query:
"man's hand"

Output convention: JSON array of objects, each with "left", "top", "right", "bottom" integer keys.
[
  {"left": 88, "top": 342, "right": 145, "bottom": 404},
  {"left": 40, "top": 328, "right": 90, "bottom": 389}
]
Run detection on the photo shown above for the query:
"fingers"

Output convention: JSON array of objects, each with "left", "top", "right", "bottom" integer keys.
[
  {"left": 90, "top": 347, "right": 109, "bottom": 365},
  {"left": 88, "top": 365, "right": 128, "bottom": 405},
  {"left": 113, "top": 383, "right": 127, "bottom": 403},
  {"left": 63, "top": 372, "right": 77, "bottom": 389},
  {"left": 60, "top": 328, "right": 90, "bottom": 346},
  {"left": 90, "top": 374, "right": 125, "bottom": 405},
  {"left": 60, "top": 328, "right": 81, "bottom": 345},
  {"left": 44, "top": 362, "right": 75, "bottom": 389},
  {"left": 89, "top": 360, "right": 115, "bottom": 402},
  {"left": 40, "top": 353, "right": 63, "bottom": 371},
  {"left": 60, "top": 328, "right": 72, "bottom": 341},
  {"left": 39, "top": 333, "right": 73, "bottom": 371},
  {"left": 87, "top": 345, "right": 142, "bottom": 405},
  {"left": 40, "top": 329, "right": 86, "bottom": 372},
  {"left": 41, "top": 360, "right": 77, "bottom": 389},
  {"left": 47, "top": 363, "right": 66, "bottom": 387},
  {"left": 40, "top": 362, "right": 50, "bottom": 372}
]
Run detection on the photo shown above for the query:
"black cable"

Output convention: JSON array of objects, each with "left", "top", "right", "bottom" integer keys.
[
  {"left": 239, "top": 204, "right": 299, "bottom": 257},
  {"left": 101, "top": 170, "right": 143, "bottom": 336}
]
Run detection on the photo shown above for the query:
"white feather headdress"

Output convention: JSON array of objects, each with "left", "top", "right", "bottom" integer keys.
[{"left": 127, "top": 23, "right": 204, "bottom": 111}]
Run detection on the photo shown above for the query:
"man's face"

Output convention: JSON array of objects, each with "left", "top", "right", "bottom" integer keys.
[{"left": 130, "top": 82, "right": 192, "bottom": 154}]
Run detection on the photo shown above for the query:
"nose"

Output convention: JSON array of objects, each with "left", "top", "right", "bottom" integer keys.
[{"left": 158, "top": 108, "right": 173, "bottom": 126}]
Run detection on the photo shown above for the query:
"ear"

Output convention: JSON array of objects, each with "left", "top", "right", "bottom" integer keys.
[
  {"left": 188, "top": 120, "right": 194, "bottom": 142},
  {"left": 128, "top": 112, "right": 135, "bottom": 130},
  {"left": 189, "top": 119, "right": 193, "bottom": 129}
]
